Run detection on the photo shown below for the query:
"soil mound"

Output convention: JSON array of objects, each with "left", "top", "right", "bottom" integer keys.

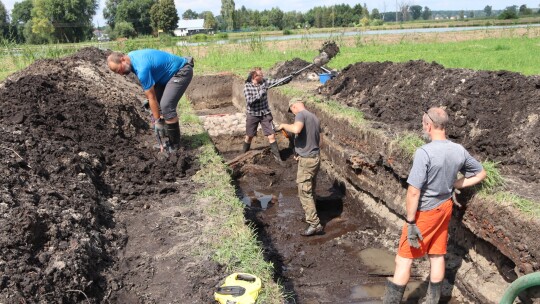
[
  {"left": 0, "top": 47, "right": 197, "bottom": 302},
  {"left": 319, "top": 40, "right": 340, "bottom": 59},
  {"left": 321, "top": 60, "right": 540, "bottom": 183},
  {"left": 269, "top": 58, "right": 329, "bottom": 79}
]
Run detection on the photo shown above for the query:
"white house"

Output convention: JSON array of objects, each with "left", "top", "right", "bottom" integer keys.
[{"left": 173, "top": 19, "right": 207, "bottom": 36}]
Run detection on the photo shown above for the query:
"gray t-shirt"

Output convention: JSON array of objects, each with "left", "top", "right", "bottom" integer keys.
[
  {"left": 294, "top": 110, "right": 321, "bottom": 157},
  {"left": 407, "top": 140, "right": 483, "bottom": 211}
]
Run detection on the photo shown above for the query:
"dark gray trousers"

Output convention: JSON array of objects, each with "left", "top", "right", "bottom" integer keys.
[{"left": 154, "top": 64, "right": 193, "bottom": 120}]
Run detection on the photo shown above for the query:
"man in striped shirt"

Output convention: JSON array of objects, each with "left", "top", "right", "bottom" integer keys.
[{"left": 243, "top": 67, "right": 292, "bottom": 165}]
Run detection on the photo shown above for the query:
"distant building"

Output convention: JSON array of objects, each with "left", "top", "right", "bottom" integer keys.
[{"left": 173, "top": 19, "right": 208, "bottom": 36}]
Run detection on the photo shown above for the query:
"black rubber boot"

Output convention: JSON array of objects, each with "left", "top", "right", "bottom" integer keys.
[
  {"left": 165, "top": 121, "right": 181, "bottom": 152},
  {"left": 425, "top": 281, "right": 442, "bottom": 304},
  {"left": 242, "top": 142, "right": 251, "bottom": 153},
  {"left": 382, "top": 279, "right": 406, "bottom": 304},
  {"left": 269, "top": 141, "right": 286, "bottom": 167}
]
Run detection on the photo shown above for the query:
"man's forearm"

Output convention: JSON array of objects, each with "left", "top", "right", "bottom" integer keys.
[
  {"left": 144, "top": 88, "right": 160, "bottom": 119},
  {"left": 454, "top": 169, "right": 487, "bottom": 189},
  {"left": 406, "top": 186, "right": 421, "bottom": 222}
]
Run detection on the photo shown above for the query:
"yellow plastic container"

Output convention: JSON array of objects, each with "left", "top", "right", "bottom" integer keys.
[{"left": 214, "top": 273, "right": 262, "bottom": 304}]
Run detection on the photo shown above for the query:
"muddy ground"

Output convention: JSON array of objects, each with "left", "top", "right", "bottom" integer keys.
[
  {"left": 0, "top": 48, "right": 220, "bottom": 303},
  {"left": 229, "top": 150, "right": 426, "bottom": 303}
]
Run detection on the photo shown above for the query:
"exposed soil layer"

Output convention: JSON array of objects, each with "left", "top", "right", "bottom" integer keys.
[
  {"left": 0, "top": 48, "right": 216, "bottom": 303},
  {"left": 321, "top": 60, "right": 540, "bottom": 184}
]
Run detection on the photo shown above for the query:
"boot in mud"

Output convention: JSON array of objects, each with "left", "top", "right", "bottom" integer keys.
[
  {"left": 242, "top": 141, "right": 251, "bottom": 153},
  {"left": 425, "top": 281, "right": 442, "bottom": 304},
  {"left": 269, "top": 141, "right": 286, "bottom": 167},
  {"left": 165, "top": 121, "right": 181, "bottom": 152},
  {"left": 382, "top": 279, "right": 406, "bottom": 304}
]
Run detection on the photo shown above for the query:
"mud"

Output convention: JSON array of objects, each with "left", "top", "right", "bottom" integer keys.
[
  {"left": 269, "top": 58, "right": 331, "bottom": 79},
  {"left": 319, "top": 40, "right": 340, "bottom": 60},
  {"left": 321, "top": 60, "right": 540, "bottom": 185},
  {"left": 0, "top": 48, "right": 218, "bottom": 303}
]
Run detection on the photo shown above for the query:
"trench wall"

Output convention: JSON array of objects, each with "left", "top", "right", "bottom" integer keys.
[{"left": 187, "top": 75, "right": 540, "bottom": 303}]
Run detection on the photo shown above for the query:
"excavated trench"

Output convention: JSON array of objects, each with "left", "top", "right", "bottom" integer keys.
[{"left": 186, "top": 71, "right": 540, "bottom": 303}]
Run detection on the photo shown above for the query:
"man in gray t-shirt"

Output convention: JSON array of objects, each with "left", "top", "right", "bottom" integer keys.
[
  {"left": 278, "top": 98, "right": 323, "bottom": 236},
  {"left": 383, "top": 107, "right": 486, "bottom": 304}
]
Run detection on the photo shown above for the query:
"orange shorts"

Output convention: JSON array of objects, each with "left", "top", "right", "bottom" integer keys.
[{"left": 397, "top": 198, "right": 453, "bottom": 259}]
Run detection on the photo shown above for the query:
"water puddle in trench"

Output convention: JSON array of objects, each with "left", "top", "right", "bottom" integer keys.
[{"left": 221, "top": 147, "right": 409, "bottom": 303}]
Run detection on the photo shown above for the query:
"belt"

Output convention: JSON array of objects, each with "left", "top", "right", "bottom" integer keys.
[{"left": 299, "top": 153, "right": 319, "bottom": 159}]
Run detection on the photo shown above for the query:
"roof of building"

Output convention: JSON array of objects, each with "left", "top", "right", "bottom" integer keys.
[{"left": 177, "top": 19, "right": 205, "bottom": 30}]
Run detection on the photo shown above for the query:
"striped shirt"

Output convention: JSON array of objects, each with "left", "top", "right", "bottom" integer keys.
[{"left": 244, "top": 77, "right": 289, "bottom": 116}]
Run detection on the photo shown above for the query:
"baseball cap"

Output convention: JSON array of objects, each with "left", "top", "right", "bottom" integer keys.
[{"left": 288, "top": 97, "right": 302, "bottom": 112}]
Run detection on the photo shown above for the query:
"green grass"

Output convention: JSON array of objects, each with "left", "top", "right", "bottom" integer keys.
[
  {"left": 331, "top": 36, "right": 540, "bottom": 75},
  {"left": 177, "top": 97, "right": 284, "bottom": 303},
  {"left": 479, "top": 160, "right": 505, "bottom": 193},
  {"left": 392, "top": 133, "right": 425, "bottom": 160},
  {"left": 481, "top": 191, "right": 540, "bottom": 217}
]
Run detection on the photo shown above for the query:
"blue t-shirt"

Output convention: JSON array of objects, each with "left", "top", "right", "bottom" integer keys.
[
  {"left": 128, "top": 49, "right": 187, "bottom": 91},
  {"left": 407, "top": 140, "right": 483, "bottom": 211}
]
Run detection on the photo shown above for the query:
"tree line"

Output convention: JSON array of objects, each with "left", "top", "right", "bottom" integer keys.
[{"left": 0, "top": 0, "right": 539, "bottom": 44}]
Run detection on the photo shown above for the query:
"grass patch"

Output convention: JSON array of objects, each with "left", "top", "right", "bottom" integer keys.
[
  {"left": 178, "top": 97, "right": 284, "bottom": 303},
  {"left": 332, "top": 36, "right": 540, "bottom": 75},
  {"left": 391, "top": 133, "right": 425, "bottom": 160},
  {"left": 309, "top": 96, "right": 365, "bottom": 128},
  {"left": 479, "top": 160, "right": 505, "bottom": 193},
  {"left": 482, "top": 191, "right": 540, "bottom": 217}
]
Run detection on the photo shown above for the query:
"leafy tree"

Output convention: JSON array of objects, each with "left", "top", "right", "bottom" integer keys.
[
  {"left": 469, "top": 11, "right": 475, "bottom": 18},
  {"left": 0, "top": 0, "right": 8, "bottom": 37},
  {"left": 115, "top": 0, "right": 155, "bottom": 35},
  {"left": 519, "top": 5, "right": 533, "bottom": 15},
  {"left": 104, "top": 0, "right": 122, "bottom": 28},
  {"left": 371, "top": 8, "right": 381, "bottom": 20},
  {"left": 268, "top": 7, "right": 283, "bottom": 29},
  {"left": 499, "top": 5, "right": 518, "bottom": 19},
  {"left": 113, "top": 21, "right": 136, "bottom": 38},
  {"left": 182, "top": 9, "right": 198, "bottom": 20},
  {"left": 9, "top": 0, "right": 33, "bottom": 42},
  {"left": 352, "top": 4, "right": 363, "bottom": 18},
  {"left": 201, "top": 11, "right": 216, "bottom": 30},
  {"left": 422, "top": 6, "right": 432, "bottom": 20},
  {"left": 409, "top": 5, "right": 422, "bottom": 20},
  {"left": 484, "top": 5, "right": 492, "bottom": 17},
  {"left": 362, "top": 3, "right": 369, "bottom": 18},
  {"left": 30, "top": 0, "right": 97, "bottom": 42},
  {"left": 150, "top": 0, "right": 179, "bottom": 34},
  {"left": 459, "top": 10, "right": 464, "bottom": 19},
  {"left": 220, "top": 0, "right": 235, "bottom": 31}
]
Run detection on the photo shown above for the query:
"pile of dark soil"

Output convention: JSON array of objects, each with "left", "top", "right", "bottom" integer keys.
[
  {"left": 0, "top": 47, "right": 199, "bottom": 303},
  {"left": 269, "top": 58, "right": 330, "bottom": 79},
  {"left": 319, "top": 40, "right": 340, "bottom": 59},
  {"left": 321, "top": 60, "right": 540, "bottom": 183}
]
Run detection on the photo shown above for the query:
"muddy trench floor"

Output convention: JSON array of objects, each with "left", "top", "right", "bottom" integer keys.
[{"left": 220, "top": 147, "right": 465, "bottom": 304}]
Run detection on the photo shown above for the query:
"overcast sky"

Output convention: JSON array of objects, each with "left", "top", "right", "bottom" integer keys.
[{"left": 2, "top": 0, "right": 539, "bottom": 27}]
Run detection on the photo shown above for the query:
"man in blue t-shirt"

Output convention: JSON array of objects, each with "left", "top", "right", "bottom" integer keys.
[{"left": 107, "top": 49, "right": 194, "bottom": 152}]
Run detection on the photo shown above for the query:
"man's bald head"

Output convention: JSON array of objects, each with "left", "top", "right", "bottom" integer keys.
[{"left": 424, "top": 107, "right": 449, "bottom": 130}]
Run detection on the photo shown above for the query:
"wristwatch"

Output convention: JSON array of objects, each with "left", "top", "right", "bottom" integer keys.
[{"left": 406, "top": 219, "right": 416, "bottom": 224}]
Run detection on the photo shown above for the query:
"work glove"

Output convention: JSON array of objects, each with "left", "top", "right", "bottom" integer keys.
[
  {"left": 153, "top": 118, "right": 166, "bottom": 139},
  {"left": 407, "top": 223, "right": 423, "bottom": 249},
  {"left": 282, "top": 75, "right": 293, "bottom": 84}
]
